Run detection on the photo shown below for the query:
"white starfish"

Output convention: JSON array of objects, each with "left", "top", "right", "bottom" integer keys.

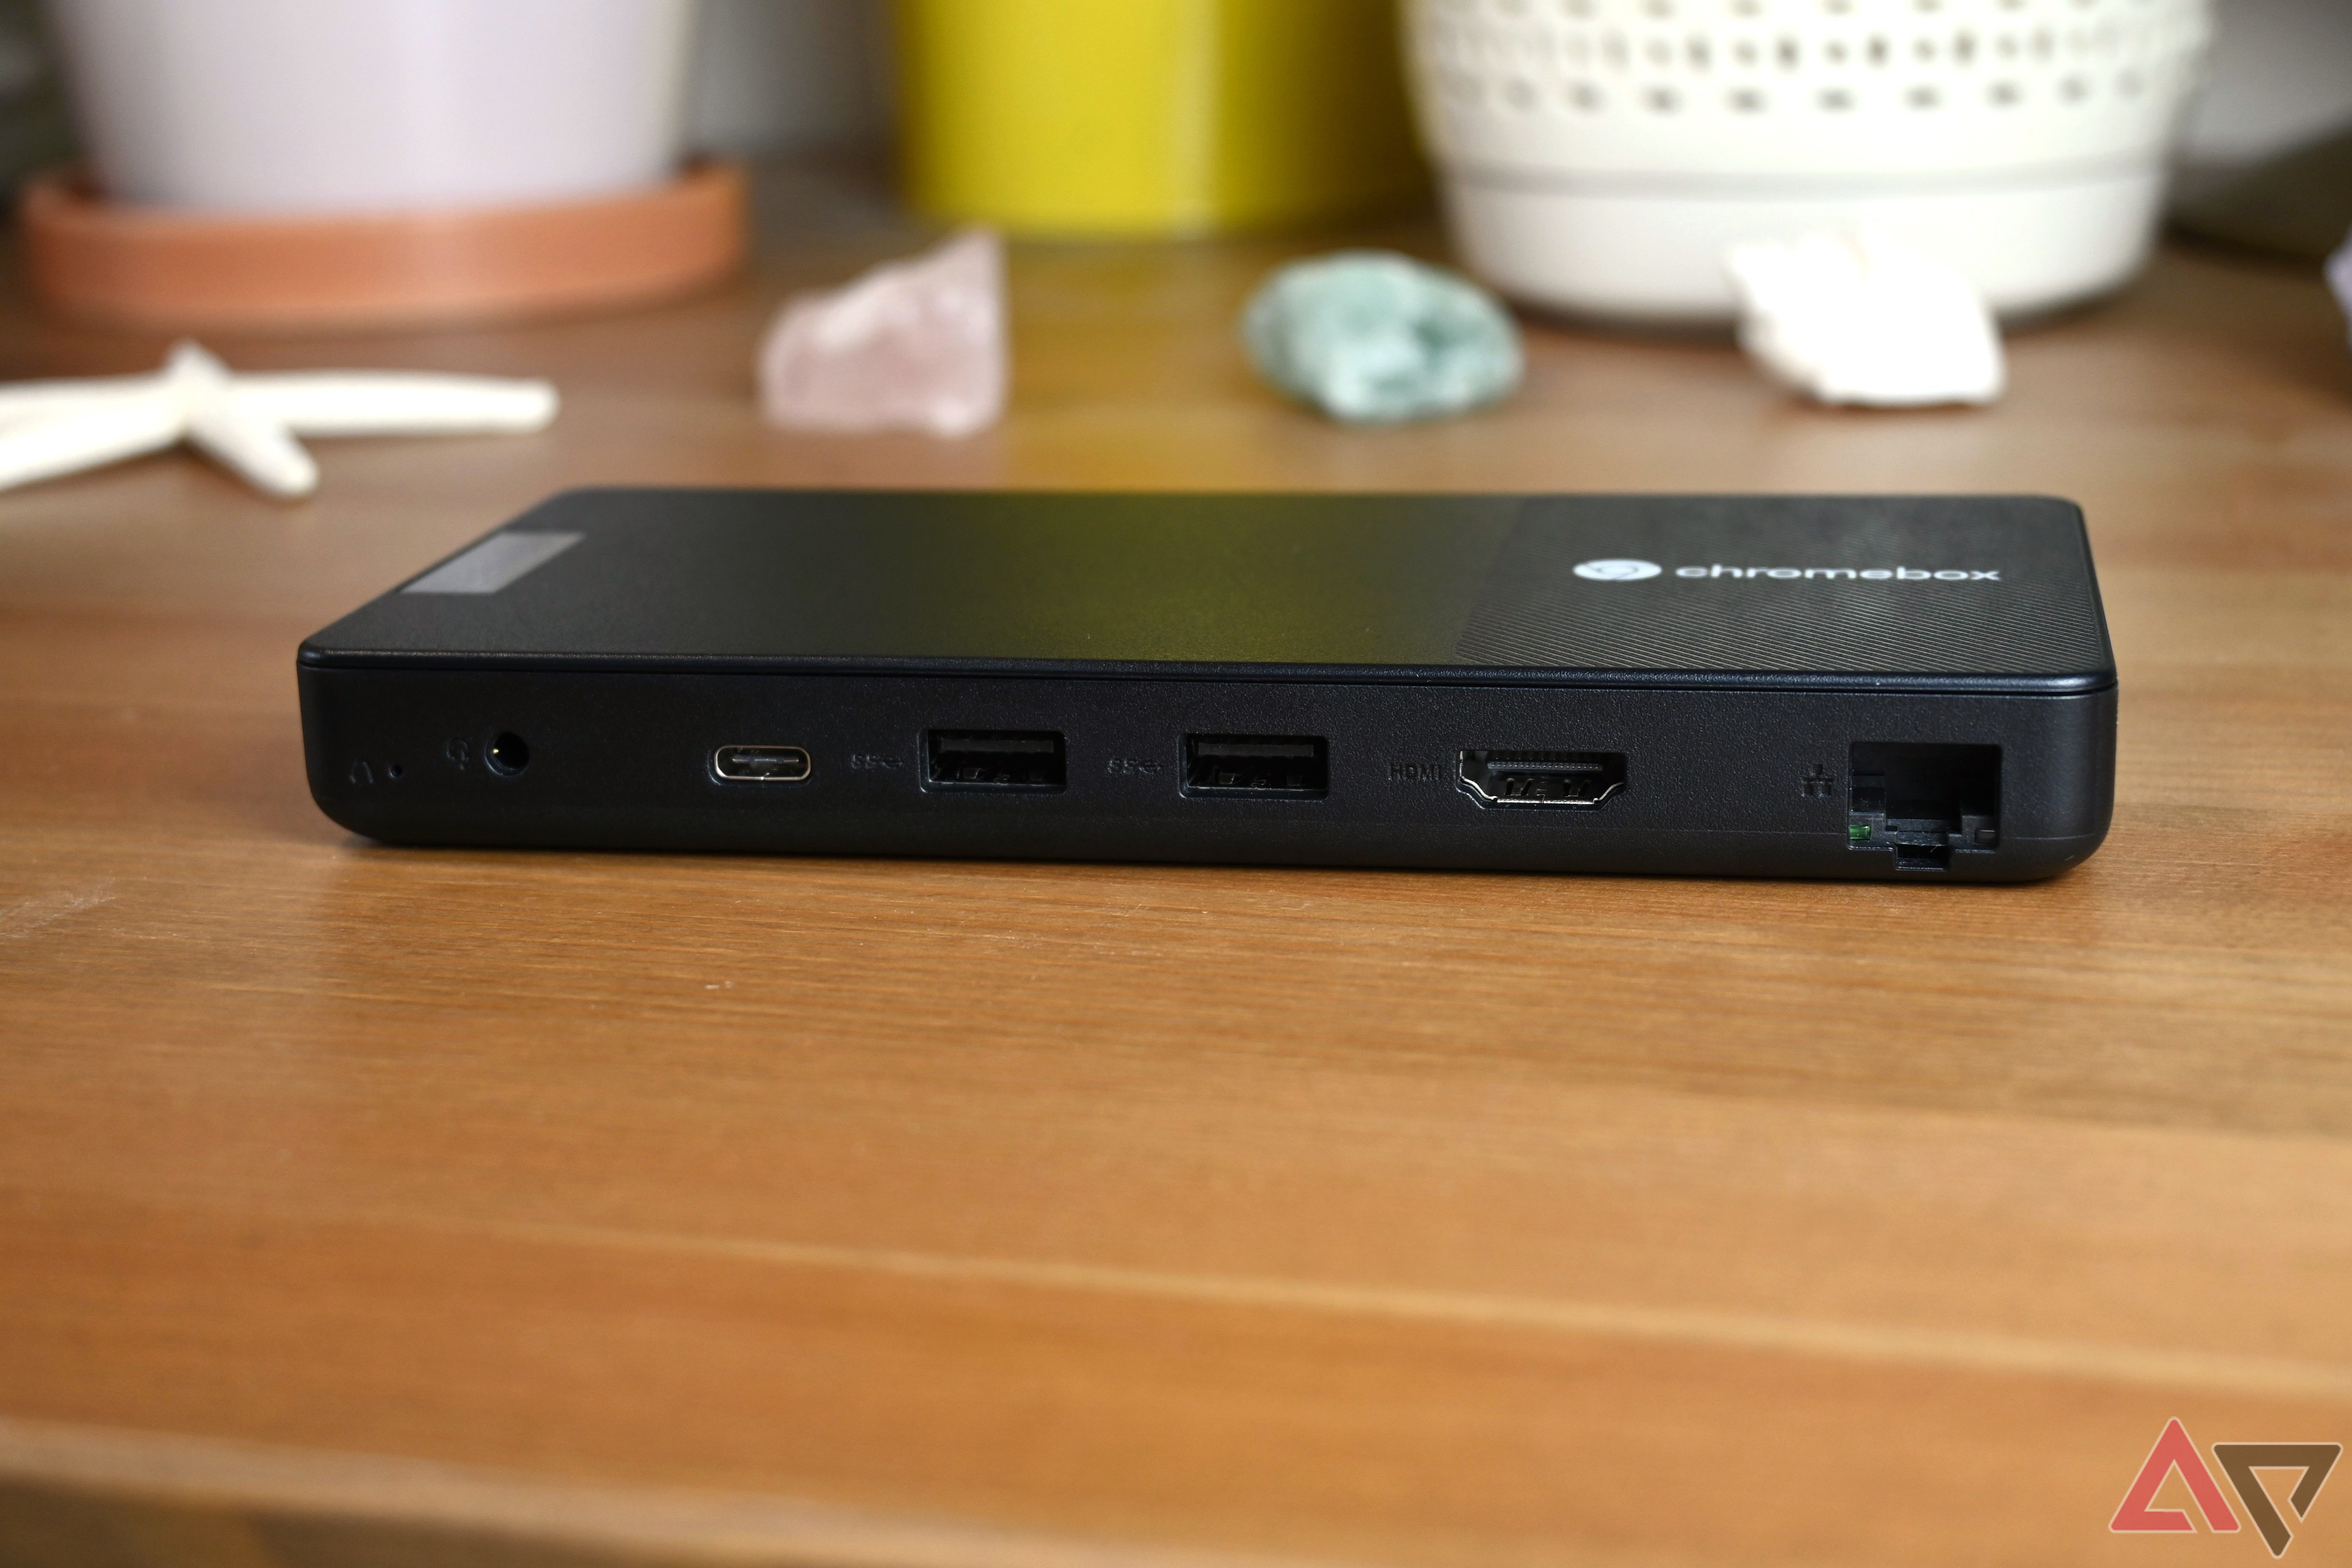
[{"left": 0, "top": 341, "right": 558, "bottom": 498}]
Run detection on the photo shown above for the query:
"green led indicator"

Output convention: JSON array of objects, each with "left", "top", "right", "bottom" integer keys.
[{"left": 1848, "top": 823, "right": 1872, "bottom": 842}]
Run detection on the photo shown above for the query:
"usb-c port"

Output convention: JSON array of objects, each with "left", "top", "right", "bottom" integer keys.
[{"left": 713, "top": 744, "right": 812, "bottom": 782}]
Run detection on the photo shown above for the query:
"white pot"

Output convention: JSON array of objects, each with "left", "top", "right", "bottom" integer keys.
[
  {"left": 42, "top": 0, "right": 697, "bottom": 215},
  {"left": 1405, "top": 0, "right": 2212, "bottom": 322}
]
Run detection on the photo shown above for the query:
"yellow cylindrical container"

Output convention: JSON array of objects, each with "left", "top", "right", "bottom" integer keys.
[{"left": 894, "top": 0, "right": 1425, "bottom": 237}]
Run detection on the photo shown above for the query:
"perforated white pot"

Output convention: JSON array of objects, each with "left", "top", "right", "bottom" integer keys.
[{"left": 1405, "top": 0, "right": 2211, "bottom": 321}]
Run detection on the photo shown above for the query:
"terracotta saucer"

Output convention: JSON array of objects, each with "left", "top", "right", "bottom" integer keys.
[{"left": 18, "top": 161, "right": 748, "bottom": 333}]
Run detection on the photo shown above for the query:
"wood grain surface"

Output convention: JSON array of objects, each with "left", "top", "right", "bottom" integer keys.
[{"left": 3, "top": 165, "right": 2350, "bottom": 1568}]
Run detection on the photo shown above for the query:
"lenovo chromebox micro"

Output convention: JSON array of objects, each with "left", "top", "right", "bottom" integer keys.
[{"left": 299, "top": 489, "right": 2116, "bottom": 880}]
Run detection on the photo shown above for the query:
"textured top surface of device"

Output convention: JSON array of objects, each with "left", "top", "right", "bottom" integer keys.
[{"left": 302, "top": 489, "right": 2115, "bottom": 691}]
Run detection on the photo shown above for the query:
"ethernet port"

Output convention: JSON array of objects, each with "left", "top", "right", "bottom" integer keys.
[{"left": 1848, "top": 743, "right": 1999, "bottom": 871}]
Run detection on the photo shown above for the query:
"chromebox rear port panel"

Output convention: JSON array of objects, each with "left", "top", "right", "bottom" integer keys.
[{"left": 302, "top": 668, "right": 2115, "bottom": 881}]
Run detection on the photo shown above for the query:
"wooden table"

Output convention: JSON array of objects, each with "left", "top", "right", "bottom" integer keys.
[{"left": 5, "top": 171, "right": 2351, "bottom": 1568}]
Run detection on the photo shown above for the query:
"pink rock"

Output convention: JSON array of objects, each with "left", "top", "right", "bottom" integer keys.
[{"left": 758, "top": 229, "right": 1007, "bottom": 438}]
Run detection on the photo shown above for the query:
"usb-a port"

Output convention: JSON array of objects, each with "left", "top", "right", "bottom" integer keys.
[
  {"left": 925, "top": 730, "right": 1065, "bottom": 792},
  {"left": 1183, "top": 735, "right": 1328, "bottom": 798}
]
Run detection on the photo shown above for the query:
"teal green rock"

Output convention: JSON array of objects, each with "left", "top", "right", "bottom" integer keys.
[{"left": 1241, "top": 250, "right": 1522, "bottom": 424}]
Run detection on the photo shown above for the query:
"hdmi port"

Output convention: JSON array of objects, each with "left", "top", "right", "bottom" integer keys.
[
  {"left": 1459, "top": 750, "right": 1625, "bottom": 808},
  {"left": 713, "top": 744, "right": 812, "bottom": 782}
]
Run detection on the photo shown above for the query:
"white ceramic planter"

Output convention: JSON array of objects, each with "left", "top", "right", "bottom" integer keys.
[
  {"left": 1406, "top": 0, "right": 2212, "bottom": 322},
  {"left": 42, "top": 0, "right": 696, "bottom": 214}
]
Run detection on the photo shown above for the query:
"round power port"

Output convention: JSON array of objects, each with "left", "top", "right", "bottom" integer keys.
[{"left": 485, "top": 732, "right": 531, "bottom": 776}]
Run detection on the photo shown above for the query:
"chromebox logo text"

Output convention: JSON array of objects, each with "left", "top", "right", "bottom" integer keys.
[
  {"left": 1672, "top": 564, "right": 2001, "bottom": 581},
  {"left": 1570, "top": 558, "right": 2003, "bottom": 583}
]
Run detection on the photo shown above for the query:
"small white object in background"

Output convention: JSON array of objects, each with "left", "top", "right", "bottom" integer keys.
[
  {"left": 2329, "top": 230, "right": 2352, "bottom": 349},
  {"left": 1726, "top": 228, "right": 2006, "bottom": 409},
  {"left": 0, "top": 342, "right": 559, "bottom": 498},
  {"left": 759, "top": 229, "right": 1007, "bottom": 438}
]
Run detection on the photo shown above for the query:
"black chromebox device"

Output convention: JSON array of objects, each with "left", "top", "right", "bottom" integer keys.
[{"left": 299, "top": 490, "right": 2116, "bottom": 880}]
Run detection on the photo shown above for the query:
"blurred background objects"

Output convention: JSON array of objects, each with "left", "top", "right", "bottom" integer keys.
[
  {"left": 684, "top": 0, "right": 890, "bottom": 161},
  {"left": 2170, "top": 0, "right": 2352, "bottom": 260},
  {"left": 894, "top": 0, "right": 1425, "bottom": 237},
  {"left": 1404, "top": 0, "right": 2211, "bottom": 323},
  {"left": 16, "top": 0, "right": 740, "bottom": 330},
  {"left": 2176, "top": 0, "right": 2352, "bottom": 172},
  {"left": 0, "top": 0, "right": 71, "bottom": 196},
  {"left": 40, "top": 0, "right": 696, "bottom": 214},
  {"left": 5, "top": 0, "right": 2349, "bottom": 324}
]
